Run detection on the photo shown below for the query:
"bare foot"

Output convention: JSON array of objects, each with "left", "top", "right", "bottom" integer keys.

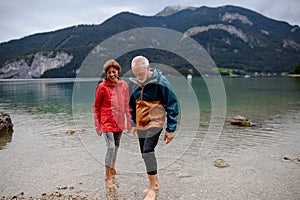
[
  {"left": 110, "top": 168, "right": 117, "bottom": 175},
  {"left": 143, "top": 184, "right": 159, "bottom": 193},
  {"left": 144, "top": 189, "right": 156, "bottom": 200},
  {"left": 143, "top": 181, "right": 160, "bottom": 193},
  {"left": 111, "top": 169, "right": 126, "bottom": 175},
  {"left": 105, "top": 179, "right": 116, "bottom": 189}
]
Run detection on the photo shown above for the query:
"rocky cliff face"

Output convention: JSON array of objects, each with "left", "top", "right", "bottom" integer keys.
[
  {"left": 184, "top": 12, "right": 300, "bottom": 50},
  {"left": 0, "top": 51, "right": 73, "bottom": 79}
]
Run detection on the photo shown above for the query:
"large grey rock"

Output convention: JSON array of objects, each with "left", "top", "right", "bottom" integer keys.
[
  {"left": 0, "top": 112, "right": 13, "bottom": 149},
  {"left": 0, "top": 112, "right": 14, "bottom": 135}
]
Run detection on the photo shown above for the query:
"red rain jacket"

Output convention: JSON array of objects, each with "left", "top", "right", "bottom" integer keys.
[{"left": 94, "top": 79, "right": 131, "bottom": 133}]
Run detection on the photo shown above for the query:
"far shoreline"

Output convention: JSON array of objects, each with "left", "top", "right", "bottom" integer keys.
[{"left": 288, "top": 74, "right": 300, "bottom": 77}]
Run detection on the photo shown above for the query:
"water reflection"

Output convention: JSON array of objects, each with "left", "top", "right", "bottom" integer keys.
[
  {"left": 0, "top": 79, "right": 73, "bottom": 115},
  {"left": 0, "top": 79, "right": 75, "bottom": 150},
  {"left": 0, "top": 132, "right": 13, "bottom": 150}
]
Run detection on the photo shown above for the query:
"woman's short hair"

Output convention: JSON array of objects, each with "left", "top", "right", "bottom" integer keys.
[{"left": 103, "top": 59, "right": 121, "bottom": 74}]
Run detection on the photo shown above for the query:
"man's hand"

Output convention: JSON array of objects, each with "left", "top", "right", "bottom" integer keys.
[
  {"left": 133, "top": 128, "right": 138, "bottom": 138},
  {"left": 97, "top": 132, "right": 102, "bottom": 136},
  {"left": 131, "top": 127, "right": 138, "bottom": 137},
  {"left": 164, "top": 132, "right": 174, "bottom": 144}
]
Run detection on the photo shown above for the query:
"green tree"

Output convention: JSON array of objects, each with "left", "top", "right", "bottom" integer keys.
[{"left": 290, "top": 62, "right": 300, "bottom": 74}]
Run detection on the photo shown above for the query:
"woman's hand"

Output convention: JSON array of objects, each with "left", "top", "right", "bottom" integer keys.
[{"left": 97, "top": 131, "right": 102, "bottom": 136}]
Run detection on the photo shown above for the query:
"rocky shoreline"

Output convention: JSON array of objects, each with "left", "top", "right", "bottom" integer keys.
[{"left": 1, "top": 185, "right": 105, "bottom": 200}]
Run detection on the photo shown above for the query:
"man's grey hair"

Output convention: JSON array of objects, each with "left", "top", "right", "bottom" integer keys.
[{"left": 131, "top": 55, "right": 149, "bottom": 69}]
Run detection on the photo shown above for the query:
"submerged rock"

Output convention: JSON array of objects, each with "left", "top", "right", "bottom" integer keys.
[
  {"left": 284, "top": 156, "right": 300, "bottom": 162},
  {"left": 214, "top": 158, "right": 230, "bottom": 168},
  {"left": 66, "top": 129, "right": 86, "bottom": 135},
  {"left": 230, "top": 115, "right": 255, "bottom": 127},
  {"left": 0, "top": 132, "right": 12, "bottom": 150},
  {"left": 0, "top": 112, "right": 14, "bottom": 136},
  {"left": 66, "top": 130, "right": 76, "bottom": 135}
]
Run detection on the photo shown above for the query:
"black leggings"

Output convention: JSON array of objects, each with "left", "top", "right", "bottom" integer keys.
[{"left": 138, "top": 128, "right": 162, "bottom": 175}]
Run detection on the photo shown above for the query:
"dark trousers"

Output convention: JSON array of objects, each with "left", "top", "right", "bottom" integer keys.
[{"left": 138, "top": 127, "right": 162, "bottom": 175}]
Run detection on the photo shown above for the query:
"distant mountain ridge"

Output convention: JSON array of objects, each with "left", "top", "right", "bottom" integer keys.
[
  {"left": 155, "top": 5, "right": 197, "bottom": 16},
  {"left": 0, "top": 5, "right": 300, "bottom": 78}
]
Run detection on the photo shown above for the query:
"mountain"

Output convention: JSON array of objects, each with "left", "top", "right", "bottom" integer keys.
[
  {"left": 155, "top": 5, "right": 196, "bottom": 16},
  {"left": 0, "top": 5, "right": 300, "bottom": 78}
]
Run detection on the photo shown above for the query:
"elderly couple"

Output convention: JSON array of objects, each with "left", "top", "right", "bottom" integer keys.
[{"left": 93, "top": 55, "right": 179, "bottom": 200}]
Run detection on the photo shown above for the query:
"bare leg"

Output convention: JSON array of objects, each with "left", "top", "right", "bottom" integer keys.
[
  {"left": 143, "top": 174, "right": 159, "bottom": 193},
  {"left": 111, "top": 161, "right": 117, "bottom": 175},
  {"left": 111, "top": 161, "right": 126, "bottom": 175},
  {"left": 155, "top": 175, "right": 160, "bottom": 190},
  {"left": 105, "top": 166, "right": 116, "bottom": 189},
  {"left": 144, "top": 174, "right": 158, "bottom": 200}
]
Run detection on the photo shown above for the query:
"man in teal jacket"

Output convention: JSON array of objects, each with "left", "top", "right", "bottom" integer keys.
[{"left": 129, "top": 55, "right": 179, "bottom": 200}]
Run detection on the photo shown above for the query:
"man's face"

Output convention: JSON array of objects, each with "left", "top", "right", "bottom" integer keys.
[{"left": 132, "top": 63, "right": 148, "bottom": 83}]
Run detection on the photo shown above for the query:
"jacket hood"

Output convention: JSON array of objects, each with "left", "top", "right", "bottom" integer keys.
[
  {"left": 150, "top": 68, "right": 162, "bottom": 82},
  {"left": 128, "top": 67, "right": 178, "bottom": 132}
]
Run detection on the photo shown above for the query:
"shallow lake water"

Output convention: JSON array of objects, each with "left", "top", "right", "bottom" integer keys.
[{"left": 0, "top": 77, "right": 300, "bottom": 199}]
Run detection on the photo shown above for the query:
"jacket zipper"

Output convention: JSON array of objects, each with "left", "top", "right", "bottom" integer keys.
[{"left": 115, "top": 83, "right": 121, "bottom": 127}]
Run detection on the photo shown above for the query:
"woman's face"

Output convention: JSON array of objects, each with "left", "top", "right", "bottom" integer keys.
[{"left": 106, "top": 66, "right": 119, "bottom": 83}]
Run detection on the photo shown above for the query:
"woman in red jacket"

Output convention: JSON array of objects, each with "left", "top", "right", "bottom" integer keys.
[{"left": 94, "top": 59, "right": 131, "bottom": 189}]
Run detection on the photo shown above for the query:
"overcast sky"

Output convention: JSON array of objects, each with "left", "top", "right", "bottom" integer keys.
[{"left": 0, "top": 0, "right": 299, "bottom": 43}]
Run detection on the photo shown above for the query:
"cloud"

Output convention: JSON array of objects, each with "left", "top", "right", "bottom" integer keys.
[{"left": 0, "top": 0, "right": 299, "bottom": 43}]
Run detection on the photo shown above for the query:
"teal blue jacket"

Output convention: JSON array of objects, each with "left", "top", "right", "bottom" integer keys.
[{"left": 129, "top": 68, "right": 179, "bottom": 132}]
